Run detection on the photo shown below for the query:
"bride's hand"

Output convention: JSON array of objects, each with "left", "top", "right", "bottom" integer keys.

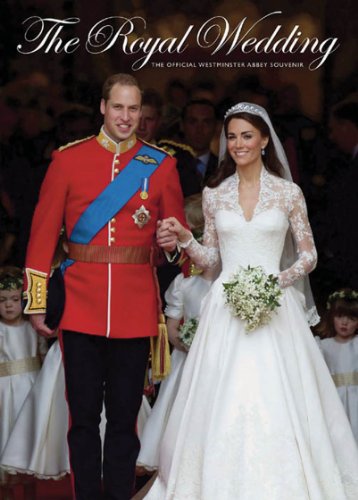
[
  {"left": 158, "top": 217, "right": 192, "bottom": 246},
  {"left": 156, "top": 219, "right": 178, "bottom": 251}
]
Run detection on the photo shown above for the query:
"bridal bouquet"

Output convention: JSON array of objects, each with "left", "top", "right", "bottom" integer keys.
[
  {"left": 179, "top": 318, "right": 199, "bottom": 350},
  {"left": 223, "top": 266, "right": 282, "bottom": 332}
]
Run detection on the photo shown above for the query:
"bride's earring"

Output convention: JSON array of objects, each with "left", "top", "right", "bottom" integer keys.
[{"left": 261, "top": 148, "right": 266, "bottom": 156}]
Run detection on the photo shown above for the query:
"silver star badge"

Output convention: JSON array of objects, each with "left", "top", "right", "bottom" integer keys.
[{"left": 132, "top": 205, "right": 151, "bottom": 229}]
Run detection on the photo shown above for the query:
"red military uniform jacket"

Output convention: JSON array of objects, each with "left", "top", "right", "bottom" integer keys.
[{"left": 24, "top": 129, "right": 186, "bottom": 338}]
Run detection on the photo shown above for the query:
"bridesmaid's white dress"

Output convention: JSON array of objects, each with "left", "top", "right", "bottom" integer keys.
[
  {"left": 318, "top": 336, "right": 358, "bottom": 443},
  {"left": 145, "top": 169, "right": 358, "bottom": 499},
  {"left": 0, "top": 321, "right": 44, "bottom": 456}
]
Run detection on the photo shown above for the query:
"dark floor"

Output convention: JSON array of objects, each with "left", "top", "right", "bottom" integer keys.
[{"left": 5, "top": 474, "right": 153, "bottom": 499}]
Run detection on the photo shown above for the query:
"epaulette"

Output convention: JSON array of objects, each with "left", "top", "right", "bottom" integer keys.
[
  {"left": 141, "top": 140, "right": 170, "bottom": 156},
  {"left": 58, "top": 135, "right": 95, "bottom": 152},
  {"left": 158, "top": 144, "right": 176, "bottom": 157},
  {"left": 158, "top": 139, "right": 196, "bottom": 157}
]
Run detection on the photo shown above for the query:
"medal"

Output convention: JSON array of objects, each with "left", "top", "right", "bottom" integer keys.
[
  {"left": 132, "top": 205, "right": 151, "bottom": 229},
  {"left": 140, "top": 177, "right": 149, "bottom": 200}
]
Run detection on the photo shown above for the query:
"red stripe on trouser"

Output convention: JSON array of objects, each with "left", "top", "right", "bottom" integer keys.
[{"left": 58, "top": 330, "right": 76, "bottom": 499}]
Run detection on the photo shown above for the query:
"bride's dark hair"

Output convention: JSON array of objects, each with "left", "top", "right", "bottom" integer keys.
[{"left": 207, "top": 112, "right": 285, "bottom": 188}]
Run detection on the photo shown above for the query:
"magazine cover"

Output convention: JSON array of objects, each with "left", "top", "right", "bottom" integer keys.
[{"left": 0, "top": 1, "right": 357, "bottom": 499}]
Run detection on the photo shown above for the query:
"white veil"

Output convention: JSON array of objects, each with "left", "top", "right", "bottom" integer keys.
[{"left": 220, "top": 102, "right": 319, "bottom": 326}]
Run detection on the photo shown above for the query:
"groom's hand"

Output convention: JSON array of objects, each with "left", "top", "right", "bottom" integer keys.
[
  {"left": 30, "top": 313, "right": 55, "bottom": 337},
  {"left": 157, "top": 220, "right": 178, "bottom": 252}
]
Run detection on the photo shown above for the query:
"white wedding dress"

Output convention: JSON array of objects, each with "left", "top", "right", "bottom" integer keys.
[
  {"left": 137, "top": 273, "right": 213, "bottom": 470},
  {"left": 145, "top": 169, "right": 358, "bottom": 500}
]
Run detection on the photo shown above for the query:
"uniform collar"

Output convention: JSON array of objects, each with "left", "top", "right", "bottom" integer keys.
[{"left": 96, "top": 126, "right": 137, "bottom": 154}]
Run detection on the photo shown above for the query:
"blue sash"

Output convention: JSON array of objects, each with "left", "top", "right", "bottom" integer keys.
[{"left": 62, "top": 144, "right": 166, "bottom": 270}]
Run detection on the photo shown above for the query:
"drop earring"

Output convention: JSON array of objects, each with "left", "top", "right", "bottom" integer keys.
[{"left": 261, "top": 148, "right": 266, "bottom": 156}]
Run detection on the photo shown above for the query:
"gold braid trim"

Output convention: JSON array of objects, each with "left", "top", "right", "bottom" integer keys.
[
  {"left": 158, "top": 139, "right": 196, "bottom": 157},
  {"left": 0, "top": 356, "right": 41, "bottom": 377},
  {"left": 159, "top": 145, "right": 176, "bottom": 156},
  {"left": 332, "top": 372, "right": 358, "bottom": 387},
  {"left": 23, "top": 268, "right": 47, "bottom": 314},
  {"left": 142, "top": 140, "right": 170, "bottom": 156},
  {"left": 58, "top": 135, "right": 95, "bottom": 152}
]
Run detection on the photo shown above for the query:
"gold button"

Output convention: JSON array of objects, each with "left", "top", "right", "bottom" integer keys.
[
  {"left": 110, "top": 237, "right": 116, "bottom": 243},
  {"left": 36, "top": 299, "right": 42, "bottom": 304},
  {"left": 36, "top": 283, "right": 42, "bottom": 289},
  {"left": 114, "top": 168, "right": 120, "bottom": 174},
  {"left": 36, "top": 292, "right": 42, "bottom": 298},
  {"left": 114, "top": 159, "right": 120, "bottom": 164},
  {"left": 111, "top": 218, "right": 116, "bottom": 223},
  {"left": 110, "top": 227, "right": 116, "bottom": 233}
]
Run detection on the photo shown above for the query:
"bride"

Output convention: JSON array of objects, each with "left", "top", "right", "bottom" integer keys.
[{"left": 145, "top": 102, "right": 358, "bottom": 499}]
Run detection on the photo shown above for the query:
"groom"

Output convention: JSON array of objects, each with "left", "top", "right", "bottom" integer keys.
[{"left": 23, "top": 73, "right": 185, "bottom": 500}]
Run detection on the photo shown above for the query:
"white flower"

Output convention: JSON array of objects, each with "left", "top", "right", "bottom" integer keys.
[
  {"left": 223, "top": 266, "right": 282, "bottom": 332},
  {"left": 178, "top": 318, "right": 199, "bottom": 350}
]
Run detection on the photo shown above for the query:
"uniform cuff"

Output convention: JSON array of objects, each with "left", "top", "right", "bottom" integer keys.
[
  {"left": 164, "top": 244, "right": 181, "bottom": 263},
  {"left": 23, "top": 268, "right": 48, "bottom": 314}
]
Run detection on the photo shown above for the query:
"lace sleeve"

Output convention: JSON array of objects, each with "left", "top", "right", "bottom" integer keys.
[
  {"left": 278, "top": 184, "right": 317, "bottom": 288},
  {"left": 184, "top": 187, "right": 220, "bottom": 269}
]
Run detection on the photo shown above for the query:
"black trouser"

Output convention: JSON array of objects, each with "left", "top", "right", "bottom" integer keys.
[{"left": 61, "top": 331, "right": 150, "bottom": 500}]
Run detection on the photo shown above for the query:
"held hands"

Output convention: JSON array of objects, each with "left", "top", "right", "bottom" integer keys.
[
  {"left": 157, "top": 217, "right": 192, "bottom": 251},
  {"left": 30, "top": 313, "right": 56, "bottom": 338}
]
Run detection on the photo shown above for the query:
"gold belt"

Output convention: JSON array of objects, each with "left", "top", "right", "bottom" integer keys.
[
  {"left": 68, "top": 243, "right": 151, "bottom": 264},
  {"left": 0, "top": 356, "right": 41, "bottom": 377},
  {"left": 332, "top": 372, "right": 358, "bottom": 387}
]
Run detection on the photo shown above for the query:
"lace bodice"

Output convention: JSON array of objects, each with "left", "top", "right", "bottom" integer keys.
[{"left": 185, "top": 168, "right": 317, "bottom": 288}]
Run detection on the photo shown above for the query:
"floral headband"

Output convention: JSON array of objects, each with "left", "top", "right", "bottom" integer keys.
[
  {"left": 0, "top": 275, "right": 23, "bottom": 291},
  {"left": 327, "top": 290, "right": 358, "bottom": 309}
]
